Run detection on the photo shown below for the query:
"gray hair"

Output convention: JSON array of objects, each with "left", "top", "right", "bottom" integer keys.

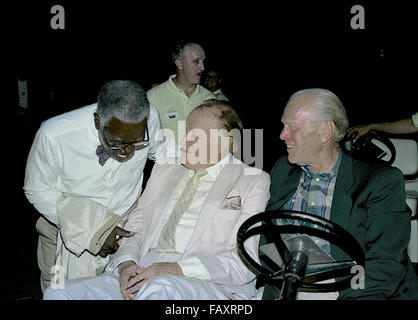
[
  {"left": 96, "top": 80, "right": 149, "bottom": 125},
  {"left": 289, "top": 88, "right": 349, "bottom": 142},
  {"left": 171, "top": 41, "right": 201, "bottom": 64}
]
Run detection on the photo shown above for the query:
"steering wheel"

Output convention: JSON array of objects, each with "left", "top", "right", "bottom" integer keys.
[
  {"left": 342, "top": 129, "right": 396, "bottom": 165},
  {"left": 237, "top": 210, "right": 365, "bottom": 294}
]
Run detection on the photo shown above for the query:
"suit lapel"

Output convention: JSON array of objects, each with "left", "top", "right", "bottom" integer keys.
[
  {"left": 330, "top": 152, "right": 354, "bottom": 229},
  {"left": 184, "top": 163, "right": 242, "bottom": 253},
  {"left": 330, "top": 152, "right": 354, "bottom": 259},
  {"left": 143, "top": 164, "right": 190, "bottom": 255},
  {"left": 268, "top": 164, "right": 301, "bottom": 211}
]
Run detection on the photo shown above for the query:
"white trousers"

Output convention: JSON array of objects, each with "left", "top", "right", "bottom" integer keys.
[{"left": 43, "top": 273, "right": 231, "bottom": 300}]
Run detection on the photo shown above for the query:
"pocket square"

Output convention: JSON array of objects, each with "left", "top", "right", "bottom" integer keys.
[{"left": 222, "top": 195, "right": 241, "bottom": 210}]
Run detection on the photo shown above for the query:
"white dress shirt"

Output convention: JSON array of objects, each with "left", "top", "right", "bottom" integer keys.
[
  {"left": 24, "top": 103, "right": 165, "bottom": 225},
  {"left": 173, "top": 155, "right": 230, "bottom": 252},
  {"left": 171, "top": 154, "right": 232, "bottom": 279}
]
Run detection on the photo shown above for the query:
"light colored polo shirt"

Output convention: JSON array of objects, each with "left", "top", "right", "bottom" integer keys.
[{"left": 147, "top": 75, "right": 216, "bottom": 143}]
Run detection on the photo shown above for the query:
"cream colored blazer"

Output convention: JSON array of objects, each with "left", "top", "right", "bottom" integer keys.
[{"left": 111, "top": 158, "right": 270, "bottom": 299}]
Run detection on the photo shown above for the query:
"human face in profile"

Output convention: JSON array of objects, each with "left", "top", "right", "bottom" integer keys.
[{"left": 279, "top": 95, "right": 323, "bottom": 169}]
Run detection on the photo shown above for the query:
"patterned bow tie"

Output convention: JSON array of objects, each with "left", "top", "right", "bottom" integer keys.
[{"left": 96, "top": 145, "right": 110, "bottom": 166}]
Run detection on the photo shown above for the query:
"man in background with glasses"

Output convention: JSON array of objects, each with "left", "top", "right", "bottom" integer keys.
[{"left": 24, "top": 80, "right": 166, "bottom": 294}]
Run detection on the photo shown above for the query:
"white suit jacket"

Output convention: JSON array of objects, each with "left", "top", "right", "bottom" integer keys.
[{"left": 108, "top": 157, "right": 270, "bottom": 299}]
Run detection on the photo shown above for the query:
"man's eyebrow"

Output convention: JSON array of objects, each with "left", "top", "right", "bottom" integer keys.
[{"left": 281, "top": 119, "right": 295, "bottom": 125}]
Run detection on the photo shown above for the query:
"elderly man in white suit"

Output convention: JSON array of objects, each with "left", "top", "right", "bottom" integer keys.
[{"left": 44, "top": 100, "right": 270, "bottom": 300}]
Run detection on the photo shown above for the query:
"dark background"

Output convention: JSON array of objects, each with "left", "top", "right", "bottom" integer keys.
[{"left": 4, "top": 1, "right": 417, "bottom": 300}]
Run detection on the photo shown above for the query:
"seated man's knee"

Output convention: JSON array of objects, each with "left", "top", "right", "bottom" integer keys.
[{"left": 136, "top": 275, "right": 182, "bottom": 300}]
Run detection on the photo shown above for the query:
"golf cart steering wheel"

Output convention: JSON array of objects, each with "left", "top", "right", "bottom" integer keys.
[
  {"left": 342, "top": 129, "right": 396, "bottom": 166},
  {"left": 237, "top": 210, "right": 365, "bottom": 295}
]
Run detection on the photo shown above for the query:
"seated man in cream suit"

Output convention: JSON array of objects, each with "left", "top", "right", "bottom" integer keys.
[{"left": 44, "top": 100, "right": 270, "bottom": 300}]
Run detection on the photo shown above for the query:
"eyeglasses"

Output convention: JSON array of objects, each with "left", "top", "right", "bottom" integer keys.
[{"left": 101, "top": 122, "right": 149, "bottom": 152}]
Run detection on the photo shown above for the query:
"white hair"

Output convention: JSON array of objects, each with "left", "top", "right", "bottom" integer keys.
[{"left": 289, "top": 88, "right": 349, "bottom": 142}]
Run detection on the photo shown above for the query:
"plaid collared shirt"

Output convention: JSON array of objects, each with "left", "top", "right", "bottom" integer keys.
[{"left": 280, "top": 151, "right": 342, "bottom": 254}]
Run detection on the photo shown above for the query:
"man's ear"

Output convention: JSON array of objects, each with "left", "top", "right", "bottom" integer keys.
[
  {"left": 320, "top": 121, "right": 336, "bottom": 144},
  {"left": 175, "top": 59, "right": 183, "bottom": 70},
  {"left": 94, "top": 113, "right": 100, "bottom": 130}
]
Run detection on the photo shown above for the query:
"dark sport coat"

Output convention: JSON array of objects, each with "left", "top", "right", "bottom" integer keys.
[{"left": 263, "top": 151, "right": 418, "bottom": 299}]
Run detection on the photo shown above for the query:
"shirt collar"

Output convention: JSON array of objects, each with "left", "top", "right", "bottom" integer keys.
[
  {"left": 302, "top": 150, "right": 342, "bottom": 180},
  {"left": 168, "top": 75, "right": 200, "bottom": 96},
  {"left": 184, "top": 153, "right": 232, "bottom": 181}
]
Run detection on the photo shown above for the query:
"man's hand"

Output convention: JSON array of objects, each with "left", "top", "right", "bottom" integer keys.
[
  {"left": 347, "top": 124, "right": 373, "bottom": 142},
  {"left": 119, "top": 262, "right": 183, "bottom": 300},
  {"left": 118, "top": 261, "right": 145, "bottom": 300},
  {"left": 98, "top": 226, "right": 135, "bottom": 258}
]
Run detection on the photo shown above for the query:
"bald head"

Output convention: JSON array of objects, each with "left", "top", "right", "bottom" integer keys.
[
  {"left": 181, "top": 100, "right": 242, "bottom": 170},
  {"left": 192, "top": 100, "right": 243, "bottom": 133}
]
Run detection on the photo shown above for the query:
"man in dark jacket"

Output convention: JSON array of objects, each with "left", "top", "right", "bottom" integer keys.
[{"left": 261, "top": 88, "right": 418, "bottom": 299}]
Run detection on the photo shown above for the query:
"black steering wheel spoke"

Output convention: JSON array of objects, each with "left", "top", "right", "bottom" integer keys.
[
  {"left": 260, "top": 253, "right": 284, "bottom": 275},
  {"left": 264, "top": 219, "right": 291, "bottom": 265}
]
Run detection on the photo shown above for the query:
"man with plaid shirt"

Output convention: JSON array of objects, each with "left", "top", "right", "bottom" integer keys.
[
  {"left": 280, "top": 154, "right": 341, "bottom": 255},
  {"left": 261, "top": 88, "right": 418, "bottom": 300}
]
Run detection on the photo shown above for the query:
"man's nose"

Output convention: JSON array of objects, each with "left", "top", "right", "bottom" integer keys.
[
  {"left": 279, "top": 126, "right": 288, "bottom": 141},
  {"left": 121, "top": 145, "right": 135, "bottom": 154}
]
